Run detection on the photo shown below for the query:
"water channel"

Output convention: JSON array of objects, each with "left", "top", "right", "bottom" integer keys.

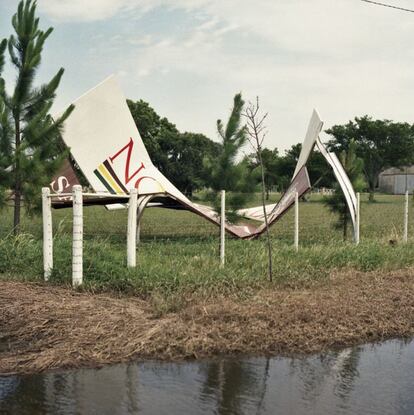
[{"left": 1, "top": 338, "right": 413, "bottom": 414}]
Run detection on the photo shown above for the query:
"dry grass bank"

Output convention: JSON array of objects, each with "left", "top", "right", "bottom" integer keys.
[{"left": 1, "top": 267, "right": 414, "bottom": 376}]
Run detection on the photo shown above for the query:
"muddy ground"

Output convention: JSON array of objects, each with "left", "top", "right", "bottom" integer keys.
[{"left": 1, "top": 268, "right": 414, "bottom": 376}]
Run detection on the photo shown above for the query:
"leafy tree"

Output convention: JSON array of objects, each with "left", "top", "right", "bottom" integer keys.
[
  {"left": 247, "top": 142, "right": 335, "bottom": 196},
  {"left": 127, "top": 99, "right": 178, "bottom": 170},
  {"left": 326, "top": 116, "right": 414, "bottom": 201},
  {"left": 0, "top": 0, "right": 73, "bottom": 234},
  {"left": 267, "top": 143, "right": 333, "bottom": 193},
  {"left": 247, "top": 147, "right": 279, "bottom": 200},
  {"left": 127, "top": 99, "right": 220, "bottom": 196},
  {"left": 275, "top": 144, "right": 300, "bottom": 191},
  {"left": 260, "top": 148, "right": 278, "bottom": 198},
  {"left": 204, "top": 93, "right": 255, "bottom": 221},
  {"left": 324, "top": 139, "right": 365, "bottom": 240},
  {"left": 307, "top": 150, "right": 335, "bottom": 189},
  {"left": 163, "top": 132, "right": 221, "bottom": 196}
]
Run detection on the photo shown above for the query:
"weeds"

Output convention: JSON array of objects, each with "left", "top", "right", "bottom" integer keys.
[{"left": 0, "top": 193, "right": 413, "bottom": 300}]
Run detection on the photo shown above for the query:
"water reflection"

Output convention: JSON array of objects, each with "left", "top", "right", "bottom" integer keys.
[{"left": 1, "top": 339, "right": 414, "bottom": 414}]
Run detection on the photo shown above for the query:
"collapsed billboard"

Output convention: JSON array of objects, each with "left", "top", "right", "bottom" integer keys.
[
  {"left": 49, "top": 76, "right": 257, "bottom": 238},
  {"left": 49, "top": 76, "right": 353, "bottom": 239}
]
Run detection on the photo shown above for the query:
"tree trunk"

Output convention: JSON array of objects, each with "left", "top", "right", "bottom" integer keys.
[
  {"left": 259, "top": 152, "right": 272, "bottom": 282},
  {"left": 13, "top": 117, "right": 21, "bottom": 235},
  {"left": 368, "top": 191, "right": 375, "bottom": 202},
  {"left": 368, "top": 177, "right": 375, "bottom": 202}
]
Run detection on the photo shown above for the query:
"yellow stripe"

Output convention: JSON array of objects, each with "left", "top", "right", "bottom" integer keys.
[
  {"left": 98, "top": 164, "right": 124, "bottom": 194},
  {"left": 156, "top": 181, "right": 165, "bottom": 193}
]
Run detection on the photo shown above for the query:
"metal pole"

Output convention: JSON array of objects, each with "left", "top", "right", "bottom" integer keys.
[
  {"left": 127, "top": 188, "right": 138, "bottom": 267},
  {"left": 220, "top": 190, "right": 225, "bottom": 267},
  {"left": 72, "top": 185, "right": 83, "bottom": 287},
  {"left": 355, "top": 192, "right": 360, "bottom": 245},
  {"left": 294, "top": 192, "right": 299, "bottom": 251},
  {"left": 404, "top": 190, "right": 409, "bottom": 243},
  {"left": 42, "top": 187, "right": 53, "bottom": 281}
]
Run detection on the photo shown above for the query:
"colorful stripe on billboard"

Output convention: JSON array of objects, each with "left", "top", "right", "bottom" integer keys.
[{"left": 93, "top": 160, "right": 128, "bottom": 195}]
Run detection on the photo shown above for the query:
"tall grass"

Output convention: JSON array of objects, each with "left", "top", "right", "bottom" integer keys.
[{"left": 0, "top": 193, "right": 413, "bottom": 303}]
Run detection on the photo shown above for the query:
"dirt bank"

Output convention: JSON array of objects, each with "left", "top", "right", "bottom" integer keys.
[{"left": 1, "top": 268, "right": 414, "bottom": 376}]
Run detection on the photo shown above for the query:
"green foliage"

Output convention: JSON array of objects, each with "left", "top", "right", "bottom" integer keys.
[
  {"left": 326, "top": 115, "right": 414, "bottom": 200},
  {"left": 0, "top": 0, "right": 73, "bottom": 231},
  {"left": 0, "top": 39, "right": 6, "bottom": 75},
  {"left": 1, "top": 232, "right": 414, "bottom": 301},
  {"left": 307, "top": 150, "right": 335, "bottom": 189},
  {"left": 127, "top": 99, "right": 220, "bottom": 196},
  {"left": 1, "top": 193, "right": 413, "bottom": 303},
  {"left": 204, "top": 93, "right": 256, "bottom": 221},
  {"left": 324, "top": 140, "right": 365, "bottom": 240},
  {"left": 247, "top": 144, "right": 335, "bottom": 197},
  {"left": 247, "top": 148, "right": 279, "bottom": 199}
]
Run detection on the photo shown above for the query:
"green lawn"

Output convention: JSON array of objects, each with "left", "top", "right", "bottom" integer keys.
[
  {"left": 1, "top": 192, "right": 413, "bottom": 305},
  {"left": 0, "top": 193, "right": 411, "bottom": 243}
]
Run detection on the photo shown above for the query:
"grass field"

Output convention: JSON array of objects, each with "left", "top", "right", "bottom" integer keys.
[{"left": 1, "top": 193, "right": 414, "bottom": 308}]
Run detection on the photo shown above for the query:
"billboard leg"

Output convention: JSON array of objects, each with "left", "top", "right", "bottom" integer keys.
[{"left": 355, "top": 193, "right": 360, "bottom": 245}]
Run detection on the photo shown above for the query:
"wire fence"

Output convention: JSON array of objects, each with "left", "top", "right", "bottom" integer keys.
[{"left": 0, "top": 192, "right": 412, "bottom": 246}]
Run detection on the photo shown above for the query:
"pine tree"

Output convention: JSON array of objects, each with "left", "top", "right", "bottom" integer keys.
[
  {"left": 324, "top": 139, "right": 365, "bottom": 240},
  {"left": 0, "top": 39, "right": 11, "bottom": 208},
  {"left": 204, "top": 93, "right": 255, "bottom": 222},
  {"left": 0, "top": 0, "right": 74, "bottom": 234}
]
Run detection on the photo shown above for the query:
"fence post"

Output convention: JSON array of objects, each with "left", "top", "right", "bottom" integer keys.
[
  {"left": 404, "top": 190, "right": 409, "bottom": 243},
  {"left": 220, "top": 190, "right": 225, "bottom": 267},
  {"left": 294, "top": 191, "right": 299, "bottom": 251},
  {"left": 127, "top": 188, "right": 138, "bottom": 267},
  {"left": 42, "top": 187, "right": 53, "bottom": 281},
  {"left": 355, "top": 192, "right": 360, "bottom": 245},
  {"left": 72, "top": 185, "right": 83, "bottom": 287}
]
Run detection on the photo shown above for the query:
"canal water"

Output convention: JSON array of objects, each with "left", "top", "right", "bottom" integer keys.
[{"left": 1, "top": 339, "right": 413, "bottom": 414}]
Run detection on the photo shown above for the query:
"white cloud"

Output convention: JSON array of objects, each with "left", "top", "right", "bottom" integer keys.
[
  {"left": 36, "top": 0, "right": 414, "bottom": 150},
  {"left": 37, "top": 0, "right": 132, "bottom": 21}
]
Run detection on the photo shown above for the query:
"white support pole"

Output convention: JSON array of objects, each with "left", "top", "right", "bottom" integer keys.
[
  {"left": 127, "top": 188, "right": 138, "bottom": 267},
  {"left": 42, "top": 187, "right": 53, "bottom": 281},
  {"left": 72, "top": 185, "right": 83, "bottom": 287},
  {"left": 220, "top": 190, "right": 225, "bottom": 267},
  {"left": 404, "top": 190, "right": 409, "bottom": 243},
  {"left": 294, "top": 192, "right": 299, "bottom": 251},
  {"left": 355, "top": 192, "right": 360, "bottom": 245}
]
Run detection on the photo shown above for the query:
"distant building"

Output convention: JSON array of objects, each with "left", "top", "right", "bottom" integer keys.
[{"left": 378, "top": 166, "right": 414, "bottom": 194}]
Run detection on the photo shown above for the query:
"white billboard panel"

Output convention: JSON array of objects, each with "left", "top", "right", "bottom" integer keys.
[
  {"left": 59, "top": 76, "right": 185, "bottom": 199},
  {"left": 292, "top": 109, "right": 324, "bottom": 179}
]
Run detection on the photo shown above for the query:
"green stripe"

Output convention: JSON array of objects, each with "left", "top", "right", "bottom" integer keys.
[
  {"left": 94, "top": 169, "right": 116, "bottom": 194},
  {"left": 103, "top": 160, "right": 128, "bottom": 194}
]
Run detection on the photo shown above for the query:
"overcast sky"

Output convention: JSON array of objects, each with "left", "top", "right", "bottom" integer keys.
[{"left": 0, "top": 0, "right": 413, "bottom": 152}]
